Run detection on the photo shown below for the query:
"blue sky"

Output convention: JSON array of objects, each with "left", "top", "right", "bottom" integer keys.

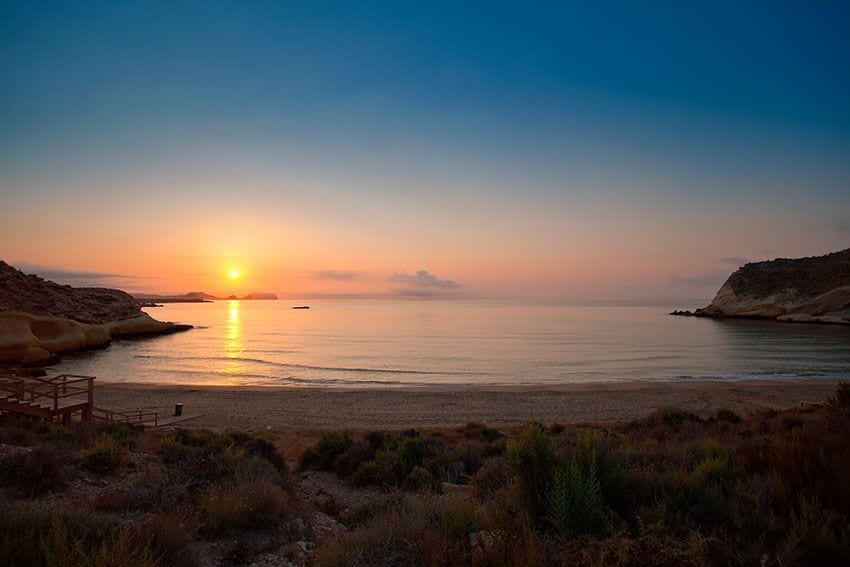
[{"left": 1, "top": 1, "right": 848, "bottom": 298}]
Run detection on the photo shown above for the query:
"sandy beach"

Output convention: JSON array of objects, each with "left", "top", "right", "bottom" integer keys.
[{"left": 94, "top": 379, "right": 844, "bottom": 430}]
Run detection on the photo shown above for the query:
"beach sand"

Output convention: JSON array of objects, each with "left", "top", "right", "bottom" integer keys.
[{"left": 94, "top": 379, "right": 843, "bottom": 430}]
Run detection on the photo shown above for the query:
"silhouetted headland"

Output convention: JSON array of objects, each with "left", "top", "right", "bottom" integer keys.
[{"left": 673, "top": 249, "right": 850, "bottom": 325}]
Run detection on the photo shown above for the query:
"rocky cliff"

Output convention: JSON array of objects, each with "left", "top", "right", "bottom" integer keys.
[
  {"left": 0, "top": 261, "right": 191, "bottom": 362},
  {"left": 687, "top": 249, "right": 850, "bottom": 324}
]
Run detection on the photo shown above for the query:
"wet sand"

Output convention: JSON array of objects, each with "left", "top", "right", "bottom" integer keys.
[{"left": 93, "top": 379, "right": 843, "bottom": 430}]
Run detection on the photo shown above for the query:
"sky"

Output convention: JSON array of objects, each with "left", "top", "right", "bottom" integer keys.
[{"left": 1, "top": 1, "right": 848, "bottom": 300}]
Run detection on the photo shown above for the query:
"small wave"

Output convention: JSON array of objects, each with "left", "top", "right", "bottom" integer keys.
[
  {"left": 270, "top": 375, "right": 464, "bottom": 388},
  {"left": 137, "top": 354, "right": 485, "bottom": 376},
  {"left": 663, "top": 371, "right": 837, "bottom": 382}
]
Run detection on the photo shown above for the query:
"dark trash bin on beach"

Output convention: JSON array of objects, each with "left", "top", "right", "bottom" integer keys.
[{"left": 174, "top": 403, "right": 183, "bottom": 417}]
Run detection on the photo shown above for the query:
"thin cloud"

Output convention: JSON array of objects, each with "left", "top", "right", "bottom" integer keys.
[
  {"left": 13, "top": 263, "right": 152, "bottom": 286},
  {"left": 313, "top": 270, "right": 365, "bottom": 281},
  {"left": 668, "top": 272, "right": 729, "bottom": 288},
  {"left": 387, "top": 270, "right": 460, "bottom": 289}
]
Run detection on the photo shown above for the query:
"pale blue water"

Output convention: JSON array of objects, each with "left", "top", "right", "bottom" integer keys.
[{"left": 48, "top": 300, "right": 850, "bottom": 387}]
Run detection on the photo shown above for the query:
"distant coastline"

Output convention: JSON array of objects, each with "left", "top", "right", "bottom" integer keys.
[{"left": 133, "top": 291, "right": 278, "bottom": 303}]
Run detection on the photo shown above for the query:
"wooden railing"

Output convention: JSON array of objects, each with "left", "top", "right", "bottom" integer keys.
[
  {"left": 92, "top": 407, "right": 158, "bottom": 427},
  {"left": 1, "top": 373, "right": 158, "bottom": 427},
  {"left": 0, "top": 374, "right": 94, "bottom": 412}
]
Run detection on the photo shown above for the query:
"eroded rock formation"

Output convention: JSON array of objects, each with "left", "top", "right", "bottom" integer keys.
[
  {"left": 684, "top": 249, "right": 850, "bottom": 324},
  {"left": 0, "top": 261, "right": 191, "bottom": 361}
]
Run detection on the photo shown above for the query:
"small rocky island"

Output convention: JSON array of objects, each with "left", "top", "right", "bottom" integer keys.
[
  {"left": 0, "top": 261, "right": 192, "bottom": 363},
  {"left": 674, "top": 248, "right": 850, "bottom": 325}
]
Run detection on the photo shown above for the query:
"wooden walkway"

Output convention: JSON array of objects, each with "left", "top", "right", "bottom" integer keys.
[{"left": 0, "top": 373, "right": 158, "bottom": 427}]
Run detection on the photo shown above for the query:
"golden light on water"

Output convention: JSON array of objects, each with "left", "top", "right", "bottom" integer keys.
[{"left": 222, "top": 299, "right": 244, "bottom": 381}]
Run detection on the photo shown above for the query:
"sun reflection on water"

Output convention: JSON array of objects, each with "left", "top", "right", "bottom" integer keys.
[{"left": 223, "top": 299, "right": 244, "bottom": 380}]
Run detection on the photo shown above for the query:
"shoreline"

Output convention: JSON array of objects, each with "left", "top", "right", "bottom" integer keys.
[{"left": 93, "top": 378, "right": 844, "bottom": 430}]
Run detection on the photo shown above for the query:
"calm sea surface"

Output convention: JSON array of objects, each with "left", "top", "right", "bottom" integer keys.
[{"left": 49, "top": 300, "right": 850, "bottom": 387}]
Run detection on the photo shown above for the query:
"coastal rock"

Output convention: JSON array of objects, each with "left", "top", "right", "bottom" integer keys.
[
  {"left": 0, "top": 261, "right": 192, "bottom": 361},
  {"left": 21, "top": 346, "right": 53, "bottom": 364},
  {"left": 686, "top": 249, "right": 850, "bottom": 325},
  {"left": 242, "top": 292, "right": 278, "bottom": 300}
]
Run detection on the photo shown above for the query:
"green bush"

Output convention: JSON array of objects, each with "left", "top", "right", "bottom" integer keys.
[
  {"left": 403, "top": 465, "right": 436, "bottom": 491},
  {"left": 778, "top": 497, "right": 850, "bottom": 565},
  {"left": 82, "top": 436, "right": 128, "bottom": 474},
  {"left": 507, "top": 422, "right": 559, "bottom": 525},
  {"left": 298, "top": 431, "right": 352, "bottom": 471},
  {"left": 198, "top": 479, "right": 301, "bottom": 538},
  {"left": 41, "top": 424, "right": 78, "bottom": 444},
  {"left": 0, "top": 506, "right": 156, "bottom": 567},
  {"left": 547, "top": 449, "right": 608, "bottom": 536},
  {"left": 436, "top": 495, "right": 483, "bottom": 539},
  {"left": 635, "top": 406, "right": 703, "bottom": 431},
  {"left": 156, "top": 429, "right": 288, "bottom": 489}
]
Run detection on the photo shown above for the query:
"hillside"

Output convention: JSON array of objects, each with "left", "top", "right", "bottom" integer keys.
[
  {"left": 687, "top": 249, "right": 850, "bottom": 324},
  {"left": 0, "top": 261, "right": 141, "bottom": 324},
  {"left": 0, "top": 261, "right": 191, "bottom": 362}
]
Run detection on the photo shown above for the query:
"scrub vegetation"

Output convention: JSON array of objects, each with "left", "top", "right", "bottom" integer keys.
[{"left": 2, "top": 384, "right": 849, "bottom": 566}]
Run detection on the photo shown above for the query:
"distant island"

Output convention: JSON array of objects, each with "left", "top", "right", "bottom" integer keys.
[
  {"left": 133, "top": 291, "right": 278, "bottom": 304},
  {"left": 0, "top": 261, "right": 192, "bottom": 363},
  {"left": 673, "top": 248, "right": 850, "bottom": 325}
]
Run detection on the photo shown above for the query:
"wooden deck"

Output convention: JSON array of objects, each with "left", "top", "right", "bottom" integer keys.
[
  {"left": 0, "top": 373, "right": 94, "bottom": 425},
  {"left": 0, "top": 373, "right": 158, "bottom": 427}
]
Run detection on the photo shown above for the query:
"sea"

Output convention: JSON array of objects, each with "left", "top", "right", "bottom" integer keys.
[{"left": 48, "top": 300, "right": 850, "bottom": 388}]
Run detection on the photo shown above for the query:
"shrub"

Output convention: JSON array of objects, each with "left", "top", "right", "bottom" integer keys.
[
  {"left": 507, "top": 422, "right": 559, "bottom": 525},
  {"left": 0, "top": 505, "right": 156, "bottom": 567},
  {"left": 826, "top": 381, "right": 850, "bottom": 415},
  {"left": 41, "top": 424, "right": 78, "bottom": 444},
  {"left": 197, "top": 479, "right": 303, "bottom": 539},
  {"left": 436, "top": 494, "right": 484, "bottom": 539},
  {"left": 712, "top": 407, "right": 741, "bottom": 424},
  {"left": 547, "top": 452, "right": 608, "bottom": 537},
  {"left": 340, "top": 501, "right": 386, "bottom": 529},
  {"left": 143, "top": 512, "right": 198, "bottom": 567},
  {"left": 313, "top": 497, "right": 450, "bottom": 566},
  {"left": 350, "top": 434, "right": 434, "bottom": 488},
  {"left": 460, "top": 422, "right": 503, "bottom": 442},
  {"left": 403, "top": 465, "right": 436, "bottom": 491},
  {"left": 82, "top": 436, "right": 128, "bottom": 474},
  {"left": 156, "top": 429, "right": 289, "bottom": 489},
  {"left": 157, "top": 434, "right": 190, "bottom": 464},
  {"left": 93, "top": 471, "right": 194, "bottom": 511},
  {"left": 778, "top": 497, "right": 850, "bottom": 566},
  {"left": 298, "top": 431, "right": 352, "bottom": 471},
  {"left": 0, "top": 445, "right": 70, "bottom": 497},
  {"left": 634, "top": 406, "right": 703, "bottom": 431},
  {"left": 471, "top": 456, "right": 513, "bottom": 499}
]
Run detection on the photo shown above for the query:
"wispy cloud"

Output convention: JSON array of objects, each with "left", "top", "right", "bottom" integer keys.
[
  {"left": 313, "top": 270, "right": 365, "bottom": 281},
  {"left": 13, "top": 263, "right": 152, "bottom": 287},
  {"left": 386, "top": 269, "right": 466, "bottom": 297},
  {"left": 718, "top": 256, "right": 752, "bottom": 266},
  {"left": 668, "top": 272, "right": 729, "bottom": 288},
  {"left": 387, "top": 270, "right": 460, "bottom": 289}
]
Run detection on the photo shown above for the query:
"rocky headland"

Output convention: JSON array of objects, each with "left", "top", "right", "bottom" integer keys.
[
  {"left": 674, "top": 248, "right": 850, "bottom": 325},
  {"left": 0, "top": 261, "right": 192, "bottom": 362}
]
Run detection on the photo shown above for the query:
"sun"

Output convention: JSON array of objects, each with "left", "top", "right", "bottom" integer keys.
[{"left": 228, "top": 270, "right": 240, "bottom": 279}]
